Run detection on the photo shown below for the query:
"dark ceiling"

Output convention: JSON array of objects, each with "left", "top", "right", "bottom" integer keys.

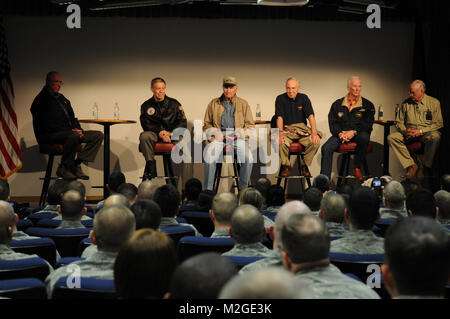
[{"left": 0, "top": 0, "right": 433, "bottom": 22}]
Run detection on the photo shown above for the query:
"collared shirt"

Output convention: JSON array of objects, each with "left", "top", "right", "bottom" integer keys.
[
  {"left": 294, "top": 264, "right": 380, "bottom": 299},
  {"left": 0, "top": 244, "right": 54, "bottom": 274},
  {"left": 330, "top": 229, "right": 385, "bottom": 254},
  {"left": 12, "top": 231, "right": 40, "bottom": 240},
  {"left": 81, "top": 244, "right": 98, "bottom": 259},
  {"left": 328, "top": 94, "right": 375, "bottom": 137},
  {"left": 326, "top": 222, "right": 348, "bottom": 237},
  {"left": 32, "top": 205, "right": 58, "bottom": 215},
  {"left": 239, "top": 249, "right": 283, "bottom": 274},
  {"left": 160, "top": 217, "right": 202, "bottom": 237},
  {"left": 222, "top": 242, "right": 273, "bottom": 258},
  {"left": 45, "top": 250, "right": 117, "bottom": 298},
  {"left": 220, "top": 98, "right": 235, "bottom": 131},
  {"left": 56, "top": 220, "right": 86, "bottom": 229},
  {"left": 380, "top": 207, "right": 408, "bottom": 219},
  {"left": 210, "top": 228, "right": 231, "bottom": 238},
  {"left": 53, "top": 214, "right": 92, "bottom": 221},
  {"left": 395, "top": 94, "right": 443, "bottom": 134},
  {"left": 275, "top": 92, "right": 314, "bottom": 126}
]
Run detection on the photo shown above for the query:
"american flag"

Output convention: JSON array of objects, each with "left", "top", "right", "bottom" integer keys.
[{"left": 0, "top": 17, "right": 22, "bottom": 179}]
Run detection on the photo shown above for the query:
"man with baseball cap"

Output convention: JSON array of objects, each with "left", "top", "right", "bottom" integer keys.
[{"left": 203, "top": 77, "right": 255, "bottom": 191}]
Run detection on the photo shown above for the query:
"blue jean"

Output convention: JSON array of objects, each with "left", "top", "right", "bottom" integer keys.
[
  {"left": 320, "top": 131, "right": 370, "bottom": 178},
  {"left": 204, "top": 139, "right": 253, "bottom": 191}
]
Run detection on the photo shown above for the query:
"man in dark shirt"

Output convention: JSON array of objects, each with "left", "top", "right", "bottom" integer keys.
[
  {"left": 30, "top": 71, "right": 103, "bottom": 180},
  {"left": 275, "top": 78, "right": 322, "bottom": 177},
  {"left": 320, "top": 76, "right": 375, "bottom": 181},
  {"left": 139, "top": 77, "right": 187, "bottom": 180}
]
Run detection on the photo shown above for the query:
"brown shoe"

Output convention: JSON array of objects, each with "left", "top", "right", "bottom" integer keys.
[
  {"left": 354, "top": 167, "right": 364, "bottom": 181},
  {"left": 280, "top": 165, "right": 292, "bottom": 177},
  {"left": 74, "top": 164, "right": 89, "bottom": 180},
  {"left": 56, "top": 164, "right": 77, "bottom": 180},
  {"left": 405, "top": 163, "right": 418, "bottom": 179},
  {"left": 300, "top": 165, "right": 311, "bottom": 178}
]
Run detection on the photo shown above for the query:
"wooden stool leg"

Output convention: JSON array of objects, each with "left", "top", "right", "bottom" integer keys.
[{"left": 39, "top": 154, "right": 55, "bottom": 207}]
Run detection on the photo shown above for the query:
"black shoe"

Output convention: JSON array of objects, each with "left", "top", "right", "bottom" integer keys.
[
  {"left": 56, "top": 164, "right": 77, "bottom": 180},
  {"left": 74, "top": 164, "right": 89, "bottom": 180}
]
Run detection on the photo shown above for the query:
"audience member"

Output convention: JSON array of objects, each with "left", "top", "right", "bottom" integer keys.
[
  {"left": 281, "top": 214, "right": 379, "bottom": 299},
  {"left": 130, "top": 199, "right": 162, "bottom": 230},
  {"left": 0, "top": 200, "right": 54, "bottom": 271},
  {"left": 45, "top": 204, "right": 136, "bottom": 297},
  {"left": 195, "top": 189, "right": 215, "bottom": 212},
  {"left": 318, "top": 193, "right": 348, "bottom": 237},
  {"left": 434, "top": 190, "right": 450, "bottom": 226},
  {"left": 0, "top": 201, "right": 38, "bottom": 241},
  {"left": 0, "top": 179, "right": 10, "bottom": 201},
  {"left": 240, "top": 201, "right": 311, "bottom": 274},
  {"left": 330, "top": 187, "right": 384, "bottom": 254},
  {"left": 96, "top": 170, "right": 126, "bottom": 210},
  {"left": 182, "top": 178, "right": 202, "bottom": 207},
  {"left": 380, "top": 180, "right": 407, "bottom": 219},
  {"left": 210, "top": 192, "right": 238, "bottom": 238},
  {"left": 239, "top": 188, "right": 274, "bottom": 228},
  {"left": 104, "top": 194, "right": 130, "bottom": 208},
  {"left": 137, "top": 180, "right": 158, "bottom": 200},
  {"left": 401, "top": 179, "right": 421, "bottom": 197},
  {"left": 53, "top": 180, "right": 91, "bottom": 221},
  {"left": 222, "top": 205, "right": 272, "bottom": 258},
  {"left": 254, "top": 177, "right": 271, "bottom": 204},
  {"left": 153, "top": 184, "right": 202, "bottom": 236},
  {"left": 440, "top": 174, "right": 450, "bottom": 192},
  {"left": 117, "top": 183, "right": 138, "bottom": 206},
  {"left": 114, "top": 228, "right": 177, "bottom": 299},
  {"left": 167, "top": 252, "right": 238, "bottom": 299},
  {"left": 406, "top": 188, "right": 437, "bottom": 219},
  {"left": 220, "top": 267, "right": 309, "bottom": 299},
  {"left": 33, "top": 179, "right": 67, "bottom": 215},
  {"left": 265, "top": 185, "right": 285, "bottom": 213},
  {"left": 382, "top": 216, "right": 450, "bottom": 298},
  {"left": 312, "top": 174, "right": 330, "bottom": 194},
  {"left": 302, "top": 187, "right": 323, "bottom": 215},
  {"left": 337, "top": 183, "right": 353, "bottom": 197},
  {"left": 56, "top": 190, "right": 86, "bottom": 229}
]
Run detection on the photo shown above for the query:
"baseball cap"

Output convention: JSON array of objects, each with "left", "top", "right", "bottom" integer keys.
[{"left": 223, "top": 76, "right": 237, "bottom": 87}]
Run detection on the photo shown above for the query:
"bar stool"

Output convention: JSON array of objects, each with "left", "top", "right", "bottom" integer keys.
[
  {"left": 276, "top": 142, "right": 312, "bottom": 193},
  {"left": 38, "top": 144, "right": 82, "bottom": 207},
  {"left": 336, "top": 142, "right": 373, "bottom": 186},
  {"left": 153, "top": 142, "right": 178, "bottom": 187},
  {"left": 213, "top": 146, "right": 240, "bottom": 194}
]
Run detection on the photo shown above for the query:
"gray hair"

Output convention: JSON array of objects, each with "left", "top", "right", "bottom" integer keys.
[
  {"left": 274, "top": 201, "right": 311, "bottom": 249},
  {"left": 137, "top": 180, "right": 158, "bottom": 200},
  {"left": 383, "top": 181, "right": 406, "bottom": 209},
  {"left": 104, "top": 194, "right": 130, "bottom": 208},
  {"left": 219, "top": 267, "right": 311, "bottom": 299},
  {"left": 0, "top": 200, "right": 15, "bottom": 244},
  {"left": 411, "top": 79, "right": 426, "bottom": 92},
  {"left": 434, "top": 190, "right": 450, "bottom": 220},
  {"left": 320, "top": 193, "right": 346, "bottom": 223},
  {"left": 347, "top": 76, "right": 361, "bottom": 86},
  {"left": 211, "top": 192, "right": 238, "bottom": 224},
  {"left": 94, "top": 205, "right": 136, "bottom": 251},
  {"left": 231, "top": 204, "right": 264, "bottom": 244}
]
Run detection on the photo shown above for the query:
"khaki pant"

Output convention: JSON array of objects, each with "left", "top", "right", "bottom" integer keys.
[
  {"left": 387, "top": 131, "right": 441, "bottom": 169},
  {"left": 280, "top": 130, "right": 322, "bottom": 167}
]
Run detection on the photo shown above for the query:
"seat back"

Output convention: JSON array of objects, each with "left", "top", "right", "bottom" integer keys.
[
  {"left": 160, "top": 226, "right": 196, "bottom": 247},
  {"left": 262, "top": 211, "right": 277, "bottom": 222},
  {"left": 27, "top": 213, "right": 58, "bottom": 225},
  {"left": 177, "top": 236, "right": 235, "bottom": 262},
  {"left": 51, "top": 277, "right": 116, "bottom": 299},
  {"left": 179, "top": 211, "right": 214, "bottom": 237},
  {"left": 329, "top": 252, "right": 384, "bottom": 282},
  {"left": 0, "top": 257, "right": 50, "bottom": 281},
  {"left": 37, "top": 219, "right": 93, "bottom": 228},
  {"left": 226, "top": 256, "right": 265, "bottom": 269},
  {"left": 55, "top": 257, "right": 85, "bottom": 268},
  {"left": 0, "top": 278, "right": 47, "bottom": 299},
  {"left": 78, "top": 237, "right": 92, "bottom": 256},
  {"left": 16, "top": 219, "right": 33, "bottom": 232},
  {"left": 374, "top": 218, "right": 395, "bottom": 237},
  {"left": 25, "top": 227, "right": 91, "bottom": 257},
  {"left": 10, "top": 237, "right": 57, "bottom": 266}
]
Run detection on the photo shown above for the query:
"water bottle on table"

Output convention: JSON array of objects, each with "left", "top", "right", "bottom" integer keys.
[
  {"left": 256, "top": 103, "right": 261, "bottom": 121},
  {"left": 92, "top": 102, "right": 99, "bottom": 119},
  {"left": 114, "top": 102, "right": 120, "bottom": 120}
]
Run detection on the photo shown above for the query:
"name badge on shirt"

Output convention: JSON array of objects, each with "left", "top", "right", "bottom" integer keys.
[
  {"left": 338, "top": 112, "right": 344, "bottom": 118},
  {"left": 297, "top": 105, "right": 303, "bottom": 111},
  {"left": 147, "top": 107, "right": 156, "bottom": 116},
  {"left": 355, "top": 112, "right": 363, "bottom": 118}
]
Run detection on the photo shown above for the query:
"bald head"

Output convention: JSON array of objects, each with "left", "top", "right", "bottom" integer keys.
[
  {"left": 211, "top": 192, "right": 238, "bottom": 224},
  {"left": 231, "top": 205, "right": 264, "bottom": 244},
  {"left": 104, "top": 194, "right": 130, "bottom": 208},
  {"left": 274, "top": 201, "right": 311, "bottom": 248},
  {"left": 409, "top": 80, "right": 426, "bottom": 103},
  {"left": 0, "top": 200, "right": 15, "bottom": 244},
  {"left": 137, "top": 180, "right": 158, "bottom": 200},
  {"left": 60, "top": 190, "right": 85, "bottom": 221},
  {"left": 94, "top": 205, "right": 136, "bottom": 252},
  {"left": 320, "top": 193, "right": 346, "bottom": 223}
]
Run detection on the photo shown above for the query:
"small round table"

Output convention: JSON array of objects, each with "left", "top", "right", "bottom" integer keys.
[{"left": 79, "top": 119, "right": 136, "bottom": 198}]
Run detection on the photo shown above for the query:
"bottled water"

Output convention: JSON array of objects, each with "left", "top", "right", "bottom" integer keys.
[
  {"left": 378, "top": 104, "right": 384, "bottom": 120},
  {"left": 114, "top": 102, "right": 120, "bottom": 120},
  {"left": 92, "top": 102, "right": 98, "bottom": 120},
  {"left": 256, "top": 104, "right": 261, "bottom": 121}
]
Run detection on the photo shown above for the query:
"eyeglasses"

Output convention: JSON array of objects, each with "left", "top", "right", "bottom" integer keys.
[{"left": 52, "top": 80, "right": 64, "bottom": 85}]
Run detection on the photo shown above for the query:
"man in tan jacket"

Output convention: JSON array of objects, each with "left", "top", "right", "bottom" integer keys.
[{"left": 203, "top": 76, "right": 255, "bottom": 191}]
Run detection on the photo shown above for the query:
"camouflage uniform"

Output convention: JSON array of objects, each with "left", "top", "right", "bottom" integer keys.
[
  {"left": 222, "top": 242, "right": 273, "bottom": 258},
  {"left": 45, "top": 250, "right": 117, "bottom": 298},
  {"left": 53, "top": 214, "right": 92, "bottom": 221},
  {"left": 380, "top": 207, "right": 408, "bottom": 219},
  {"left": 294, "top": 264, "right": 380, "bottom": 299},
  {"left": 265, "top": 206, "right": 281, "bottom": 213},
  {"left": 326, "top": 222, "right": 348, "bottom": 237},
  {"left": 330, "top": 229, "right": 385, "bottom": 254},
  {"left": 210, "top": 228, "right": 230, "bottom": 238},
  {"left": 56, "top": 220, "right": 86, "bottom": 229},
  {"left": 30, "top": 205, "right": 58, "bottom": 215},
  {"left": 12, "top": 231, "right": 39, "bottom": 240},
  {"left": 81, "top": 244, "right": 97, "bottom": 259},
  {"left": 0, "top": 244, "right": 54, "bottom": 273},
  {"left": 239, "top": 249, "right": 283, "bottom": 274},
  {"left": 160, "top": 217, "right": 202, "bottom": 237},
  {"left": 263, "top": 215, "right": 274, "bottom": 228}
]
